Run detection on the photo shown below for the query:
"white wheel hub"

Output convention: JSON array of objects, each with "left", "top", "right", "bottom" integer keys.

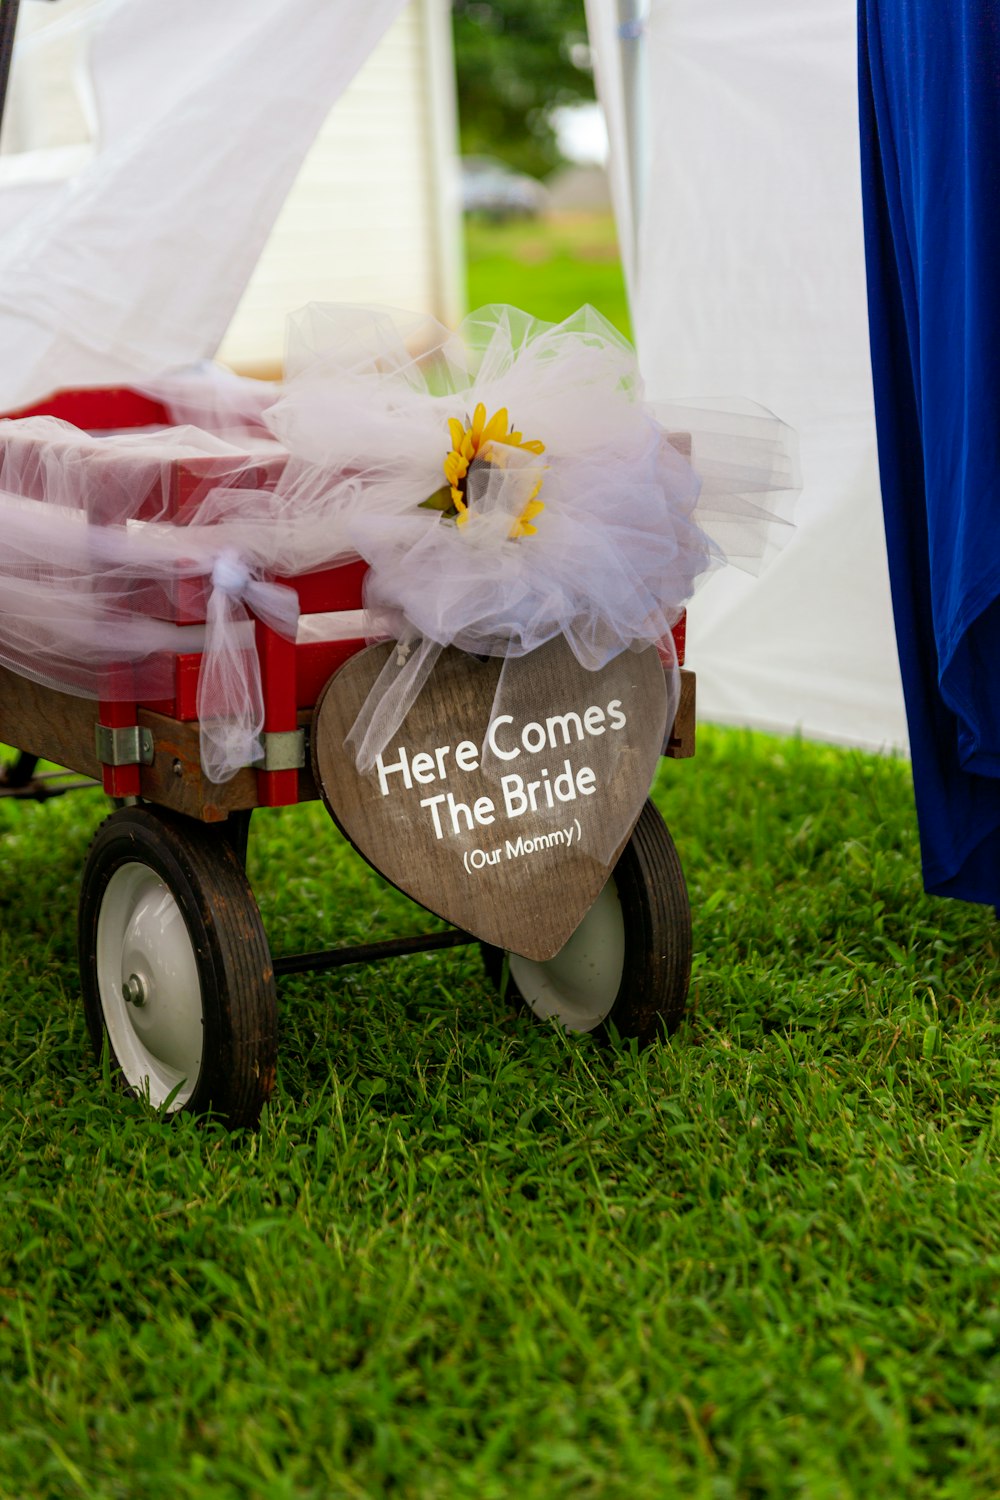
[
  {"left": 96, "top": 862, "right": 204, "bottom": 1109},
  {"left": 509, "top": 879, "right": 625, "bottom": 1033}
]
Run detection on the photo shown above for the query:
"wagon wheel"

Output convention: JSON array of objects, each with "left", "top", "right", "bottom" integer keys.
[
  {"left": 481, "top": 799, "right": 691, "bottom": 1044},
  {"left": 78, "top": 807, "right": 277, "bottom": 1129}
]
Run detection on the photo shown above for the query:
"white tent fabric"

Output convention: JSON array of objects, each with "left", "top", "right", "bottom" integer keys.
[
  {"left": 0, "top": 0, "right": 406, "bottom": 410},
  {"left": 583, "top": 0, "right": 643, "bottom": 303},
  {"left": 587, "top": 0, "right": 908, "bottom": 752}
]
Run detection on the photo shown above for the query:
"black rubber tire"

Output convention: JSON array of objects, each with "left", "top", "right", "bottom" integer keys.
[
  {"left": 78, "top": 807, "right": 277, "bottom": 1129},
  {"left": 481, "top": 798, "right": 691, "bottom": 1044}
]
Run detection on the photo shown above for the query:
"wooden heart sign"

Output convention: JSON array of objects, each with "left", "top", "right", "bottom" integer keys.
[{"left": 311, "top": 638, "right": 668, "bottom": 960}]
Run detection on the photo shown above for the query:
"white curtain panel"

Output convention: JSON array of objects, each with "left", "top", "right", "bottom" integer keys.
[
  {"left": 586, "top": 0, "right": 908, "bottom": 752},
  {"left": 0, "top": 0, "right": 407, "bottom": 409}
]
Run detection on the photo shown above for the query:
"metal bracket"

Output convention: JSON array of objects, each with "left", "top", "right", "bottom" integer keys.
[
  {"left": 95, "top": 723, "right": 155, "bottom": 767},
  {"left": 253, "top": 729, "right": 305, "bottom": 773}
]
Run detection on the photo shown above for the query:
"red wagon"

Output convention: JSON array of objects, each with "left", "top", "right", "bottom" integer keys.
[{"left": 0, "top": 388, "right": 695, "bottom": 1128}]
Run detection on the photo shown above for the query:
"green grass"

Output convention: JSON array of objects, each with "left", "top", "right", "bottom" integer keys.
[
  {"left": 464, "top": 212, "right": 632, "bottom": 339},
  {"left": 3, "top": 727, "right": 1000, "bottom": 1497}
]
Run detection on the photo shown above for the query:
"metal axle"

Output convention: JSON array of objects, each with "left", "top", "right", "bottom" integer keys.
[{"left": 273, "top": 927, "right": 476, "bottom": 978}]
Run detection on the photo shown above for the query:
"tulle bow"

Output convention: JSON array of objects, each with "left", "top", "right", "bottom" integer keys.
[{"left": 198, "top": 548, "right": 300, "bottom": 782}]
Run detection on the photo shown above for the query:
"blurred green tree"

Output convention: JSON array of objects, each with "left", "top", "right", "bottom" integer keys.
[{"left": 452, "top": 0, "right": 595, "bottom": 180}]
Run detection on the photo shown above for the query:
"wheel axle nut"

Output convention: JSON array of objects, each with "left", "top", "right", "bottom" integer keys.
[{"left": 122, "top": 973, "right": 148, "bottom": 1008}]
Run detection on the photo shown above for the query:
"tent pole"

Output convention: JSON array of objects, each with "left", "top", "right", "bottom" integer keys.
[
  {"left": 0, "top": 0, "right": 22, "bottom": 150},
  {"left": 616, "top": 0, "right": 648, "bottom": 265}
]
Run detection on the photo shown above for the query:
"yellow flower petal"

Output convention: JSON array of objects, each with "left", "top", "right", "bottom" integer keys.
[
  {"left": 471, "top": 402, "right": 487, "bottom": 444},
  {"left": 447, "top": 417, "right": 466, "bottom": 451},
  {"left": 481, "top": 407, "right": 509, "bottom": 446},
  {"left": 509, "top": 494, "right": 544, "bottom": 540},
  {"left": 443, "top": 453, "right": 468, "bottom": 485}
]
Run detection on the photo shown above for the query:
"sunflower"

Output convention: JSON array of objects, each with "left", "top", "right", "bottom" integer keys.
[{"left": 425, "top": 401, "right": 546, "bottom": 537}]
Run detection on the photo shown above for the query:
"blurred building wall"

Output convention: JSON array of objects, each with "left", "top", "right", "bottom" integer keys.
[{"left": 220, "top": 0, "right": 464, "bottom": 374}]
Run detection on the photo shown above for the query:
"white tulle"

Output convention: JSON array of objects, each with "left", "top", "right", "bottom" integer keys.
[
  {"left": 0, "top": 303, "right": 797, "bottom": 784},
  {"left": 270, "top": 303, "right": 795, "bottom": 770}
]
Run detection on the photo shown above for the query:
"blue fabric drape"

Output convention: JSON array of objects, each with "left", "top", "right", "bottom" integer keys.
[{"left": 859, "top": 0, "right": 1000, "bottom": 902}]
